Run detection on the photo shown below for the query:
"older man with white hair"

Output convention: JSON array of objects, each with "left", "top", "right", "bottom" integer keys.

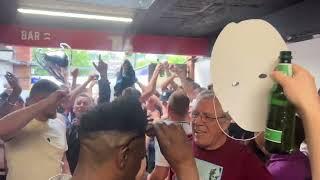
[{"left": 191, "top": 90, "right": 272, "bottom": 180}]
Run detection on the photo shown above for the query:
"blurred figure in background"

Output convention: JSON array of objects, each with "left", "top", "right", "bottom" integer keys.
[
  {"left": 171, "top": 65, "right": 202, "bottom": 107},
  {"left": 159, "top": 90, "right": 172, "bottom": 120},
  {"left": 0, "top": 72, "right": 23, "bottom": 118},
  {"left": 114, "top": 60, "right": 137, "bottom": 97},
  {"left": 93, "top": 59, "right": 111, "bottom": 104},
  {"left": 65, "top": 59, "right": 110, "bottom": 174},
  {"left": 0, "top": 72, "right": 23, "bottom": 180},
  {"left": 148, "top": 90, "right": 191, "bottom": 180},
  {"left": 146, "top": 96, "right": 162, "bottom": 122},
  {"left": 66, "top": 93, "right": 95, "bottom": 174}
]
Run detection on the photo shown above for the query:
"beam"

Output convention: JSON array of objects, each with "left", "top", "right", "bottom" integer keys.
[{"left": 0, "top": 24, "right": 209, "bottom": 56}]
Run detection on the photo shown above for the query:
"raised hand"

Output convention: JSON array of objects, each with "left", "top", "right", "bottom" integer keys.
[
  {"left": 154, "top": 63, "right": 164, "bottom": 75},
  {"left": 5, "top": 72, "right": 21, "bottom": 95},
  {"left": 187, "top": 56, "right": 198, "bottom": 64},
  {"left": 45, "top": 90, "right": 69, "bottom": 109},
  {"left": 163, "top": 61, "right": 170, "bottom": 70},
  {"left": 89, "top": 80, "right": 98, "bottom": 88},
  {"left": 87, "top": 74, "right": 99, "bottom": 82},
  {"left": 71, "top": 68, "right": 79, "bottom": 78},
  {"left": 153, "top": 123, "right": 197, "bottom": 177},
  {"left": 93, "top": 57, "right": 108, "bottom": 75},
  {"left": 171, "top": 65, "right": 186, "bottom": 78},
  {"left": 271, "top": 64, "right": 319, "bottom": 111}
]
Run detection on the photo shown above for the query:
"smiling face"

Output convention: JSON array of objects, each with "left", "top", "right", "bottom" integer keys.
[
  {"left": 73, "top": 95, "right": 94, "bottom": 118},
  {"left": 192, "top": 97, "right": 227, "bottom": 150}
]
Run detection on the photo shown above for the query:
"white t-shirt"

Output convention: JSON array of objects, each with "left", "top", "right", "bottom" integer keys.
[
  {"left": 155, "top": 119, "right": 192, "bottom": 167},
  {"left": 5, "top": 118, "right": 68, "bottom": 180},
  {"left": 190, "top": 99, "right": 197, "bottom": 109}
]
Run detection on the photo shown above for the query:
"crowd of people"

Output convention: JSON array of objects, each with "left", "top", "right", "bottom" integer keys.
[{"left": 0, "top": 56, "right": 319, "bottom": 180}]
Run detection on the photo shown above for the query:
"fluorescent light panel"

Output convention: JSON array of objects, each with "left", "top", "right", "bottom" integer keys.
[{"left": 17, "top": 8, "right": 133, "bottom": 23}]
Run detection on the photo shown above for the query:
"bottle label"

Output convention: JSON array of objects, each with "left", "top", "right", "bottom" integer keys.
[
  {"left": 265, "top": 128, "right": 282, "bottom": 143},
  {"left": 271, "top": 99, "right": 289, "bottom": 106},
  {"left": 277, "top": 63, "right": 292, "bottom": 77}
]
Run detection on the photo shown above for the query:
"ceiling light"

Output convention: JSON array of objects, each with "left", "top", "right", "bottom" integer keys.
[{"left": 17, "top": 8, "right": 133, "bottom": 23}]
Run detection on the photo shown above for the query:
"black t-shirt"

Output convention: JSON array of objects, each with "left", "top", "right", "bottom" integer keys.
[{"left": 66, "top": 123, "right": 80, "bottom": 174}]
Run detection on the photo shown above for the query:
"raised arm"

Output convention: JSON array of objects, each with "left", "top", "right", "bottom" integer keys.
[
  {"left": 136, "top": 81, "right": 148, "bottom": 92},
  {"left": 87, "top": 80, "right": 97, "bottom": 97},
  {"left": 160, "top": 75, "right": 177, "bottom": 92},
  {"left": 71, "top": 68, "right": 79, "bottom": 90},
  {"left": 93, "top": 58, "right": 111, "bottom": 104},
  {"left": 153, "top": 123, "right": 199, "bottom": 180},
  {"left": 0, "top": 90, "right": 67, "bottom": 140},
  {"left": 0, "top": 72, "right": 22, "bottom": 118},
  {"left": 172, "top": 65, "right": 191, "bottom": 93},
  {"left": 272, "top": 64, "right": 320, "bottom": 179},
  {"left": 140, "top": 64, "right": 163, "bottom": 103},
  {"left": 186, "top": 56, "right": 197, "bottom": 80},
  {"left": 67, "top": 74, "right": 96, "bottom": 108}
]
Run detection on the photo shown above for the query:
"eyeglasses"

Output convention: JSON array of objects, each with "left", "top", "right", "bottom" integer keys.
[{"left": 191, "top": 111, "right": 228, "bottom": 123}]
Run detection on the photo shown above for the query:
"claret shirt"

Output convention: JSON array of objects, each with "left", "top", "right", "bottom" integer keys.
[{"left": 193, "top": 138, "right": 272, "bottom": 180}]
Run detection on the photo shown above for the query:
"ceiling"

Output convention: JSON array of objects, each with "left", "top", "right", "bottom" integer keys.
[{"left": 0, "top": 0, "right": 306, "bottom": 39}]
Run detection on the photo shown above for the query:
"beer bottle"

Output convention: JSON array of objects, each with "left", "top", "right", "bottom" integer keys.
[
  {"left": 265, "top": 51, "right": 296, "bottom": 154},
  {"left": 157, "top": 59, "right": 164, "bottom": 77}
]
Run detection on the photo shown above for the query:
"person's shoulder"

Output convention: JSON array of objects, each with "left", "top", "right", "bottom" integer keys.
[
  {"left": 267, "top": 152, "right": 311, "bottom": 180},
  {"left": 225, "top": 138, "right": 250, "bottom": 152},
  {"left": 228, "top": 139, "right": 273, "bottom": 179},
  {"left": 224, "top": 139, "right": 260, "bottom": 161},
  {"left": 268, "top": 151, "right": 310, "bottom": 167}
]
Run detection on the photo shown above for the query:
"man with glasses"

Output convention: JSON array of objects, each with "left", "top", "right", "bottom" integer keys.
[{"left": 191, "top": 90, "right": 272, "bottom": 180}]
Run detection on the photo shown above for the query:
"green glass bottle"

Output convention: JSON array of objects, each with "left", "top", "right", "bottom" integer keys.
[{"left": 265, "top": 51, "right": 296, "bottom": 154}]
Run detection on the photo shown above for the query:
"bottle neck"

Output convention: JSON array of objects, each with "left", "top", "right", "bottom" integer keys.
[{"left": 279, "top": 58, "right": 291, "bottom": 64}]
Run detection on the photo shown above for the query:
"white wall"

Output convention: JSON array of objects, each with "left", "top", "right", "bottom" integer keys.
[
  {"left": 0, "top": 62, "right": 13, "bottom": 93},
  {"left": 288, "top": 38, "right": 320, "bottom": 88},
  {"left": 194, "top": 57, "right": 211, "bottom": 88}
]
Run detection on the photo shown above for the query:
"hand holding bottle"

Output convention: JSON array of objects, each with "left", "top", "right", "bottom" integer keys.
[{"left": 271, "top": 64, "right": 319, "bottom": 112}]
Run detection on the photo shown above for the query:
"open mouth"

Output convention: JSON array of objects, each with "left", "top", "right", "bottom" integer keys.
[{"left": 193, "top": 127, "right": 207, "bottom": 135}]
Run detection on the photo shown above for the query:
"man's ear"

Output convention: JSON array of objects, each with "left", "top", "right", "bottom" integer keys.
[{"left": 117, "top": 146, "right": 129, "bottom": 169}]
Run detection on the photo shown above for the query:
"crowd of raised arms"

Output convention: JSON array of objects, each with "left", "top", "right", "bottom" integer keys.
[{"left": 0, "top": 57, "right": 320, "bottom": 180}]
